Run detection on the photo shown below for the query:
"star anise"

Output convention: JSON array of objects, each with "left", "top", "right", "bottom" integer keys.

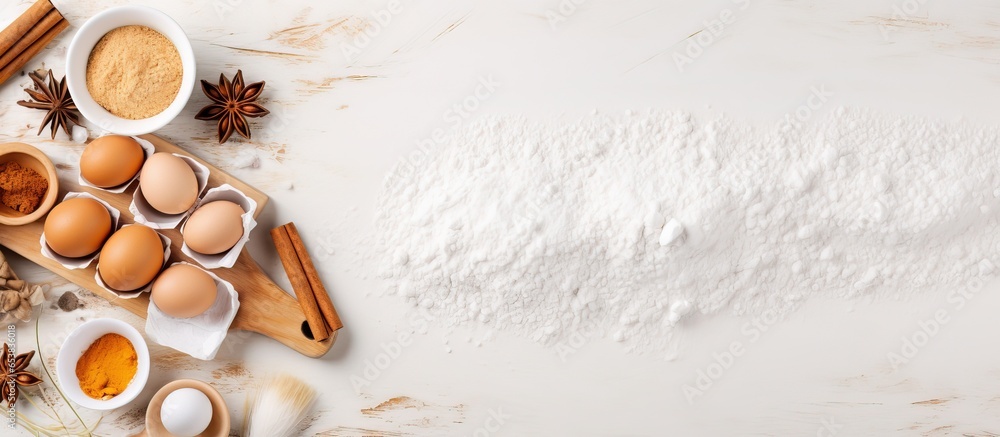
[
  {"left": 16, "top": 69, "right": 81, "bottom": 140},
  {"left": 1, "top": 342, "right": 42, "bottom": 406},
  {"left": 195, "top": 70, "right": 270, "bottom": 144}
]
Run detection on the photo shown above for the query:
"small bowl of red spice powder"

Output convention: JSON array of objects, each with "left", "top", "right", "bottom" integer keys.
[{"left": 0, "top": 142, "right": 58, "bottom": 225}]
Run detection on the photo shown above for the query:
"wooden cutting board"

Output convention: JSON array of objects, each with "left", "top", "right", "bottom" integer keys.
[{"left": 0, "top": 135, "right": 336, "bottom": 358}]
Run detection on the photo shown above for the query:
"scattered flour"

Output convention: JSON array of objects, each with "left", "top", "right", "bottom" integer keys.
[{"left": 374, "top": 109, "right": 1000, "bottom": 352}]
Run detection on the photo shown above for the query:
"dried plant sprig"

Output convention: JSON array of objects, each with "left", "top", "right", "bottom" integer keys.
[{"left": 10, "top": 309, "right": 100, "bottom": 436}]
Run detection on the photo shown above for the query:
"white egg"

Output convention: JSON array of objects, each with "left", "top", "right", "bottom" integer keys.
[{"left": 160, "top": 388, "right": 213, "bottom": 437}]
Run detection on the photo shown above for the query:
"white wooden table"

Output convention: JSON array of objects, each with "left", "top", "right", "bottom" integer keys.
[{"left": 4, "top": 0, "right": 1000, "bottom": 434}]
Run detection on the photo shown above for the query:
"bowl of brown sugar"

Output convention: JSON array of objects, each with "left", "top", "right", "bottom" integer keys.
[{"left": 66, "top": 5, "right": 196, "bottom": 135}]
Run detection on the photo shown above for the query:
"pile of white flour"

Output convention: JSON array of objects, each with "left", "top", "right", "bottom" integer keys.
[{"left": 374, "top": 109, "right": 1000, "bottom": 352}]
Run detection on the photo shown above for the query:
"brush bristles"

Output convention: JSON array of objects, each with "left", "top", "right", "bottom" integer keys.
[{"left": 243, "top": 374, "right": 317, "bottom": 437}]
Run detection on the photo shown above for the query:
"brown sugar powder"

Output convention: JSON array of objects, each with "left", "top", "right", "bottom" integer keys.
[{"left": 86, "top": 25, "right": 182, "bottom": 120}]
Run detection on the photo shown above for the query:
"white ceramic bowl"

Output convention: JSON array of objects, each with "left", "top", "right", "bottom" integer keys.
[
  {"left": 66, "top": 5, "right": 196, "bottom": 135},
  {"left": 56, "top": 318, "right": 151, "bottom": 411}
]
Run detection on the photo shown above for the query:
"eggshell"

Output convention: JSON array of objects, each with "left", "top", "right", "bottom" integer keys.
[
  {"left": 43, "top": 197, "right": 112, "bottom": 258},
  {"left": 98, "top": 225, "right": 164, "bottom": 292},
  {"left": 151, "top": 264, "right": 218, "bottom": 319},
  {"left": 80, "top": 135, "right": 144, "bottom": 188},
  {"left": 139, "top": 153, "right": 199, "bottom": 214},
  {"left": 182, "top": 201, "right": 245, "bottom": 255}
]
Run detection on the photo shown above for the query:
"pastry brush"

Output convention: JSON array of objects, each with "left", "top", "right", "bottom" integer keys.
[{"left": 242, "top": 374, "right": 317, "bottom": 437}]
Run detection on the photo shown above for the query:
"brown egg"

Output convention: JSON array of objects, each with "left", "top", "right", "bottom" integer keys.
[
  {"left": 98, "top": 225, "right": 164, "bottom": 291},
  {"left": 139, "top": 153, "right": 198, "bottom": 214},
  {"left": 80, "top": 135, "right": 144, "bottom": 188},
  {"left": 151, "top": 264, "right": 218, "bottom": 318},
  {"left": 43, "top": 197, "right": 112, "bottom": 258},
  {"left": 183, "top": 201, "right": 244, "bottom": 255}
]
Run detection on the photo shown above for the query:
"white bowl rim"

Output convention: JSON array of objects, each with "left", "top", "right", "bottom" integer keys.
[
  {"left": 55, "top": 318, "right": 151, "bottom": 411},
  {"left": 65, "top": 5, "right": 196, "bottom": 136}
]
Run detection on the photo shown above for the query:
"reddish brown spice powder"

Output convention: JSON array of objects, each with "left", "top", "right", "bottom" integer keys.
[{"left": 0, "top": 161, "right": 47, "bottom": 214}]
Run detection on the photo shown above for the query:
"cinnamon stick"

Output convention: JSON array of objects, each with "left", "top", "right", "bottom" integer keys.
[
  {"left": 0, "top": 0, "right": 53, "bottom": 55},
  {"left": 0, "top": 0, "right": 66, "bottom": 85},
  {"left": 0, "top": 9, "right": 63, "bottom": 73},
  {"left": 0, "top": 17, "right": 66, "bottom": 85},
  {"left": 284, "top": 222, "right": 343, "bottom": 332},
  {"left": 271, "top": 225, "right": 331, "bottom": 341}
]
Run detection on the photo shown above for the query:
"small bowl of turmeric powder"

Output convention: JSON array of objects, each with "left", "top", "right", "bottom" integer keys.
[
  {"left": 0, "top": 142, "right": 59, "bottom": 226},
  {"left": 56, "top": 318, "right": 150, "bottom": 411}
]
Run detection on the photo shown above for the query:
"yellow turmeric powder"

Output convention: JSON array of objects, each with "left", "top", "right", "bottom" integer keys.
[{"left": 75, "top": 333, "right": 138, "bottom": 400}]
